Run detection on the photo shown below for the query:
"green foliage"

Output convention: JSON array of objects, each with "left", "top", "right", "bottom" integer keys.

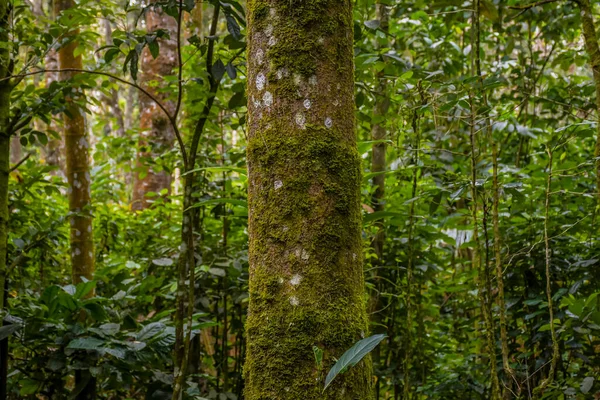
[
  {"left": 324, "top": 334, "right": 386, "bottom": 391},
  {"left": 2, "top": 0, "right": 600, "bottom": 398}
]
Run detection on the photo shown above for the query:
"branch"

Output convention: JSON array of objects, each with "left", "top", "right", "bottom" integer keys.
[
  {"left": 508, "top": 0, "right": 562, "bottom": 9},
  {"left": 9, "top": 153, "right": 31, "bottom": 173},
  {"left": 173, "top": 0, "right": 184, "bottom": 124},
  {"left": 3, "top": 68, "right": 189, "bottom": 169},
  {"left": 188, "top": 3, "right": 221, "bottom": 169}
]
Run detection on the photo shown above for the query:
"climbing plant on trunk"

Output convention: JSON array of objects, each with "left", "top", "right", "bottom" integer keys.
[{"left": 244, "top": 0, "right": 373, "bottom": 398}]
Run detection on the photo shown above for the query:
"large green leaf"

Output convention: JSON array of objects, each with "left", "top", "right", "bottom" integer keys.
[
  {"left": 67, "top": 337, "right": 105, "bottom": 350},
  {"left": 323, "top": 334, "right": 386, "bottom": 391}
]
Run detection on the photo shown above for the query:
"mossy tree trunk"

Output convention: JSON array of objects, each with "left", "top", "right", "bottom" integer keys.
[
  {"left": 55, "top": 0, "right": 95, "bottom": 397},
  {"left": 131, "top": 2, "right": 177, "bottom": 210},
  {"left": 579, "top": 0, "right": 600, "bottom": 203},
  {"left": 0, "top": 0, "right": 11, "bottom": 397},
  {"left": 244, "top": 0, "right": 373, "bottom": 398}
]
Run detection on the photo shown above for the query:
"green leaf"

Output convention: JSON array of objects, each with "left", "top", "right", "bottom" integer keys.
[
  {"left": 148, "top": 40, "right": 159, "bottom": 59},
  {"left": 67, "top": 337, "right": 105, "bottom": 350},
  {"left": 137, "top": 322, "right": 166, "bottom": 341},
  {"left": 19, "top": 379, "right": 39, "bottom": 395},
  {"left": 225, "top": 13, "right": 242, "bottom": 41},
  {"left": 0, "top": 324, "right": 21, "bottom": 341},
  {"left": 212, "top": 59, "right": 226, "bottom": 82},
  {"left": 581, "top": 376, "right": 594, "bottom": 394},
  {"left": 226, "top": 62, "right": 237, "bottom": 79},
  {"left": 323, "top": 334, "right": 386, "bottom": 391},
  {"left": 152, "top": 258, "right": 174, "bottom": 266},
  {"left": 364, "top": 20, "right": 380, "bottom": 30},
  {"left": 313, "top": 345, "right": 323, "bottom": 367}
]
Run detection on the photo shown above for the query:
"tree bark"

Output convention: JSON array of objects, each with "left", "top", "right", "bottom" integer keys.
[
  {"left": 56, "top": 0, "right": 95, "bottom": 285},
  {"left": 244, "top": 0, "right": 373, "bottom": 398},
  {"left": 55, "top": 1, "right": 96, "bottom": 396},
  {"left": 579, "top": 0, "right": 600, "bottom": 203},
  {"left": 131, "top": 3, "right": 177, "bottom": 210}
]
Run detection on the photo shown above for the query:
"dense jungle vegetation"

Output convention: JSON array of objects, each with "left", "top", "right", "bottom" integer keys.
[{"left": 0, "top": 0, "right": 600, "bottom": 398}]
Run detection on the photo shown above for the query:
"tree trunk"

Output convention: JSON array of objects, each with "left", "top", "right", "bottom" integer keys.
[
  {"left": 131, "top": 3, "right": 177, "bottom": 210},
  {"left": 369, "top": 2, "right": 389, "bottom": 379},
  {"left": 579, "top": 0, "right": 600, "bottom": 202},
  {"left": 55, "top": 1, "right": 95, "bottom": 397},
  {"left": 44, "top": 49, "right": 64, "bottom": 172},
  {"left": 244, "top": 0, "right": 373, "bottom": 398},
  {"left": 56, "top": 0, "right": 95, "bottom": 285}
]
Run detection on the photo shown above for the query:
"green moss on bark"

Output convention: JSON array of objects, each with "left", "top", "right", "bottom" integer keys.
[{"left": 244, "top": 0, "right": 373, "bottom": 398}]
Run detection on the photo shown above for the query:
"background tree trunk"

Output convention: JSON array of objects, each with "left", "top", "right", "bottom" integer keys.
[
  {"left": 55, "top": 1, "right": 96, "bottom": 396},
  {"left": 131, "top": 2, "right": 177, "bottom": 210},
  {"left": 244, "top": 0, "right": 373, "bottom": 398}
]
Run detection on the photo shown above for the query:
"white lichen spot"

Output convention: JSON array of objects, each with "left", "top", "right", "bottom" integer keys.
[
  {"left": 78, "top": 137, "right": 89, "bottom": 149},
  {"left": 290, "top": 274, "right": 302, "bottom": 286},
  {"left": 75, "top": 248, "right": 81, "bottom": 255},
  {"left": 293, "top": 73, "right": 302, "bottom": 86},
  {"left": 278, "top": 277, "right": 284, "bottom": 284},
  {"left": 73, "top": 172, "right": 78, "bottom": 179},
  {"left": 352, "top": 252, "right": 357, "bottom": 260},
  {"left": 325, "top": 117, "right": 333, "bottom": 129},
  {"left": 309, "top": 75, "right": 318, "bottom": 86},
  {"left": 276, "top": 69, "right": 284, "bottom": 80},
  {"left": 256, "top": 72, "right": 266, "bottom": 91},
  {"left": 265, "top": 24, "right": 274, "bottom": 37},
  {"left": 269, "top": 7, "right": 277, "bottom": 17},
  {"left": 268, "top": 36, "right": 277, "bottom": 47},
  {"left": 318, "top": 37, "right": 324, "bottom": 44},
  {"left": 252, "top": 96, "right": 261, "bottom": 109},
  {"left": 303, "top": 99, "right": 311, "bottom": 109},
  {"left": 87, "top": 225, "right": 92, "bottom": 233},
  {"left": 295, "top": 112, "right": 306, "bottom": 128},
  {"left": 256, "top": 48, "right": 264, "bottom": 65},
  {"left": 301, "top": 249, "right": 309, "bottom": 261},
  {"left": 88, "top": 251, "right": 93, "bottom": 258},
  {"left": 75, "top": 229, "right": 81, "bottom": 237},
  {"left": 274, "top": 180, "right": 283, "bottom": 190},
  {"left": 289, "top": 296, "right": 299, "bottom": 306},
  {"left": 333, "top": 99, "right": 340, "bottom": 107},
  {"left": 282, "top": 225, "right": 289, "bottom": 232},
  {"left": 263, "top": 91, "right": 273, "bottom": 107}
]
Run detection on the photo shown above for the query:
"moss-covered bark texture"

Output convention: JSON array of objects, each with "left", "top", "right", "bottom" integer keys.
[
  {"left": 244, "top": 0, "right": 373, "bottom": 399},
  {"left": 56, "top": 0, "right": 95, "bottom": 285}
]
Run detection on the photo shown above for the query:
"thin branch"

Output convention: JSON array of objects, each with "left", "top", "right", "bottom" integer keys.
[
  {"left": 188, "top": 3, "right": 221, "bottom": 169},
  {"left": 9, "top": 153, "right": 31, "bottom": 173},
  {"left": 3, "top": 68, "right": 189, "bottom": 169},
  {"left": 508, "top": 0, "right": 562, "bottom": 10},
  {"left": 173, "top": 0, "right": 184, "bottom": 123}
]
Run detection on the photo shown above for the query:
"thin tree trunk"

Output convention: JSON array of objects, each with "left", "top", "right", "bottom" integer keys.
[
  {"left": 44, "top": 49, "right": 64, "bottom": 172},
  {"left": 370, "top": 2, "right": 390, "bottom": 378},
  {"left": 244, "top": 0, "right": 373, "bottom": 398},
  {"left": 131, "top": 2, "right": 177, "bottom": 210},
  {"left": 579, "top": 0, "right": 600, "bottom": 202},
  {"left": 0, "top": 2, "right": 11, "bottom": 397},
  {"left": 55, "top": 0, "right": 95, "bottom": 397},
  {"left": 472, "top": 1, "right": 501, "bottom": 397}
]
